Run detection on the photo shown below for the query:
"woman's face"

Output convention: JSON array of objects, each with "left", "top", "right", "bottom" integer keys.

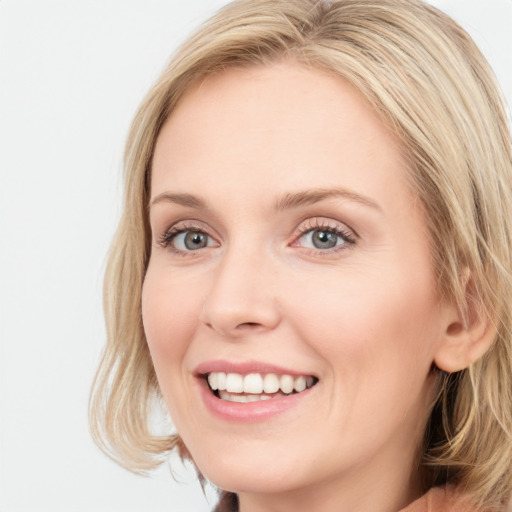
[{"left": 143, "top": 62, "right": 453, "bottom": 507}]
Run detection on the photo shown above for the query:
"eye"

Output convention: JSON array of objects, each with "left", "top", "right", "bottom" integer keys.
[
  {"left": 173, "top": 231, "right": 213, "bottom": 251},
  {"left": 293, "top": 220, "right": 356, "bottom": 253},
  {"left": 302, "top": 229, "right": 342, "bottom": 249},
  {"left": 158, "top": 223, "right": 218, "bottom": 254}
]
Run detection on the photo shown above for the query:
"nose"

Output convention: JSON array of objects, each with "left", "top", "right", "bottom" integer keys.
[{"left": 199, "top": 245, "right": 281, "bottom": 338}]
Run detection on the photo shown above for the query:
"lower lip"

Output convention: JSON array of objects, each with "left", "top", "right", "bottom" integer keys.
[{"left": 197, "top": 379, "right": 316, "bottom": 423}]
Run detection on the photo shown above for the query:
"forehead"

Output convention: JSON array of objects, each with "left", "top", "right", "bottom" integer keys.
[{"left": 151, "top": 61, "right": 414, "bottom": 215}]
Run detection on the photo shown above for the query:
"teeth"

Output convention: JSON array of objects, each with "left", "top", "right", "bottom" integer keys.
[
  {"left": 209, "top": 372, "right": 227, "bottom": 391},
  {"left": 294, "top": 375, "right": 306, "bottom": 392},
  {"left": 263, "top": 373, "right": 280, "bottom": 393},
  {"left": 206, "top": 371, "right": 316, "bottom": 396},
  {"left": 207, "top": 373, "right": 218, "bottom": 390},
  {"left": 279, "top": 375, "right": 294, "bottom": 394},
  {"left": 225, "top": 373, "right": 244, "bottom": 393},
  {"left": 219, "top": 391, "right": 285, "bottom": 402},
  {"left": 217, "top": 372, "right": 227, "bottom": 390},
  {"left": 243, "top": 373, "right": 263, "bottom": 394}
]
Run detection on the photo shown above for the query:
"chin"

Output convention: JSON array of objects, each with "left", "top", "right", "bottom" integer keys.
[
  {"left": 204, "top": 466, "right": 304, "bottom": 495},
  {"left": 185, "top": 442, "right": 312, "bottom": 494}
]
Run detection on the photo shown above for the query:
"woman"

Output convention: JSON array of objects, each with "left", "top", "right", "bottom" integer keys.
[{"left": 90, "top": 0, "right": 512, "bottom": 510}]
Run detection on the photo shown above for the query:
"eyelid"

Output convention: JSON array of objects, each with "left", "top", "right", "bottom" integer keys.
[
  {"left": 155, "top": 217, "right": 357, "bottom": 256},
  {"left": 156, "top": 220, "right": 220, "bottom": 252},
  {"left": 290, "top": 217, "right": 357, "bottom": 252}
]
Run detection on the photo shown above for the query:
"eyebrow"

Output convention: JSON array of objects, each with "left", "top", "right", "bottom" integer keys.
[
  {"left": 149, "top": 187, "right": 382, "bottom": 213},
  {"left": 150, "top": 192, "right": 206, "bottom": 209},
  {"left": 273, "top": 187, "right": 382, "bottom": 212}
]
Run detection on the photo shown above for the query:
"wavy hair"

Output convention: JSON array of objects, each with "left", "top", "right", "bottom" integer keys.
[{"left": 90, "top": 0, "right": 512, "bottom": 509}]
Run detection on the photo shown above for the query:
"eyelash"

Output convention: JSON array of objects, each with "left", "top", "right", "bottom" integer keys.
[
  {"left": 157, "top": 219, "right": 357, "bottom": 256},
  {"left": 157, "top": 222, "right": 211, "bottom": 257},
  {"left": 292, "top": 219, "right": 356, "bottom": 254}
]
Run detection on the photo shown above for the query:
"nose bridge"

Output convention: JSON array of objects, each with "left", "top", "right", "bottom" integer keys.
[{"left": 200, "top": 236, "right": 280, "bottom": 337}]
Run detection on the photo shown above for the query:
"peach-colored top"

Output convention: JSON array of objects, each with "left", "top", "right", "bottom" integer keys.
[
  {"left": 400, "top": 486, "right": 478, "bottom": 512},
  {"left": 214, "top": 486, "right": 480, "bottom": 512}
]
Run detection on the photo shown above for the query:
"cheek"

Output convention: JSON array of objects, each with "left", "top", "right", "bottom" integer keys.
[
  {"left": 288, "top": 269, "right": 441, "bottom": 448},
  {"left": 141, "top": 265, "right": 202, "bottom": 373},
  {"left": 288, "top": 265, "right": 441, "bottom": 380}
]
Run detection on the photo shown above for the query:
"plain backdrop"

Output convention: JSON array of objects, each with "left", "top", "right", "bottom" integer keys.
[{"left": 0, "top": 1, "right": 510, "bottom": 511}]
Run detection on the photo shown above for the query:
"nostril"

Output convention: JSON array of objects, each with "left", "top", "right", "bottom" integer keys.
[{"left": 237, "top": 322, "right": 261, "bottom": 329}]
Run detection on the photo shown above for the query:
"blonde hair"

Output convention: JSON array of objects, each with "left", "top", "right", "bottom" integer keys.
[{"left": 90, "top": 0, "right": 512, "bottom": 508}]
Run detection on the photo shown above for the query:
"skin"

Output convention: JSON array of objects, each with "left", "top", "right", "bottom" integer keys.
[{"left": 142, "top": 61, "right": 461, "bottom": 512}]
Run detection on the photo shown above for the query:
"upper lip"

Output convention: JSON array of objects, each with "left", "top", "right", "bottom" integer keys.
[{"left": 194, "top": 360, "right": 317, "bottom": 378}]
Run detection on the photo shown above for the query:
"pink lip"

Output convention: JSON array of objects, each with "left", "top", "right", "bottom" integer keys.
[
  {"left": 193, "top": 360, "right": 318, "bottom": 423},
  {"left": 197, "top": 378, "right": 316, "bottom": 423},
  {"left": 194, "top": 359, "right": 315, "bottom": 377}
]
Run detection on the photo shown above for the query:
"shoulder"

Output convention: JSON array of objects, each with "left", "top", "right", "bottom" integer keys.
[{"left": 400, "top": 486, "right": 482, "bottom": 512}]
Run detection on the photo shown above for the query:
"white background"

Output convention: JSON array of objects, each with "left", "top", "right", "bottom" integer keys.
[{"left": 0, "top": 1, "right": 510, "bottom": 511}]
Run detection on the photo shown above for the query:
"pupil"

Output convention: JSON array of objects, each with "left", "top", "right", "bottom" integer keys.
[
  {"left": 313, "top": 230, "right": 337, "bottom": 249},
  {"left": 185, "top": 231, "right": 206, "bottom": 250}
]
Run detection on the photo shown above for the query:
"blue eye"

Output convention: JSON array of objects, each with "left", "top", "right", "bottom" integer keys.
[
  {"left": 160, "top": 228, "right": 217, "bottom": 252},
  {"left": 300, "top": 229, "right": 345, "bottom": 249},
  {"left": 295, "top": 222, "right": 356, "bottom": 252},
  {"left": 173, "top": 231, "right": 212, "bottom": 251}
]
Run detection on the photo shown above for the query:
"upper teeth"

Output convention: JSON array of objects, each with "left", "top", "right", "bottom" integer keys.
[{"left": 207, "top": 372, "right": 314, "bottom": 394}]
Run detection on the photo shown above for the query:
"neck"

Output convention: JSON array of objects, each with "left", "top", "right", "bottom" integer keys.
[
  {"left": 236, "top": 432, "right": 426, "bottom": 512},
  {"left": 238, "top": 470, "right": 423, "bottom": 512}
]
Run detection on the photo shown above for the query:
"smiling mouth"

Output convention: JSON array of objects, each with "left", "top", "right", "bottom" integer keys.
[{"left": 204, "top": 372, "right": 318, "bottom": 403}]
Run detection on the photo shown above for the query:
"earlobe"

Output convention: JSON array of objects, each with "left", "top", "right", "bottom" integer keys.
[{"left": 434, "top": 277, "right": 497, "bottom": 373}]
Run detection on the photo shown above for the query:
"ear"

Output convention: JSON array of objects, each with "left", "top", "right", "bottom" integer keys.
[{"left": 434, "top": 273, "right": 497, "bottom": 373}]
